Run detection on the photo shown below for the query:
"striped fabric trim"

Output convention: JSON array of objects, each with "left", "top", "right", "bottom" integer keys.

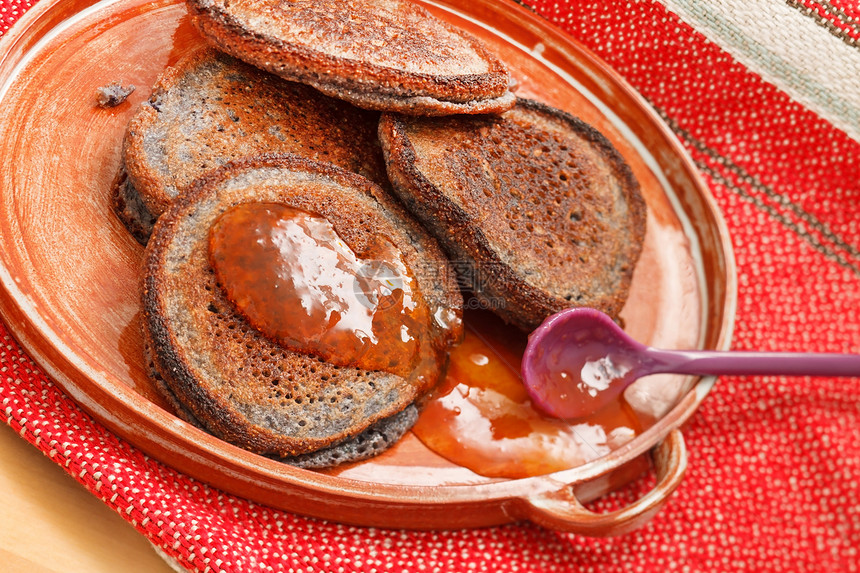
[
  {"left": 788, "top": 0, "right": 860, "bottom": 48},
  {"left": 659, "top": 110, "right": 860, "bottom": 277},
  {"left": 656, "top": 0, "right": 860, "bottom": 142}
]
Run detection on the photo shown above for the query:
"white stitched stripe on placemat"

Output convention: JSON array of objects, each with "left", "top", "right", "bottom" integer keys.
[{"left": 657, "top": 0, "right": 860, "bottom": 142}]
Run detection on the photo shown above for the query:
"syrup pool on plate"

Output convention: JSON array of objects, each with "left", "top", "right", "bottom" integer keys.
[{"left": 412, "top": 309, "right": 644, "bottom": 479}]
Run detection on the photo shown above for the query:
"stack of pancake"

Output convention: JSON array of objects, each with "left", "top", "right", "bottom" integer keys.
[{"left": 114, "top": 0, "right": 646, "bottom": 468}]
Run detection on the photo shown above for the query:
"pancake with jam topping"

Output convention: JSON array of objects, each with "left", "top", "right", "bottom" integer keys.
[
  {"left": 142, "top": 154, "right": 463, "bottom": 463},
  {"left": 186, "top": 0, "right": 516, "bottom": 115}
]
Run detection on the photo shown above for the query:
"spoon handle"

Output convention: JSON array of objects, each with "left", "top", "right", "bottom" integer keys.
[{"left": 644, "top": 347, "right": 860, "bottom": 378}]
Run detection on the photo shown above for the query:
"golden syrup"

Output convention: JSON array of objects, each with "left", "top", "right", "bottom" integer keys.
[
  {"left": 208, "top": 202, "right": 433, "bottom": 377},
  {"left": 412, "top": 309, "right": 643, "bottom": 478}
]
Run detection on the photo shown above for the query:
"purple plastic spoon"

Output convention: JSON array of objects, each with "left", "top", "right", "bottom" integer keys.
[{"left": 521, "top": 307, "right": 860, "bottom": 420}]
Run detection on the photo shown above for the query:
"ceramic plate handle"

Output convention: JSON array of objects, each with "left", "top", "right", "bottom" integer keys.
[{"left": 521, "top": 429, "right": 687, "bottom": 536}]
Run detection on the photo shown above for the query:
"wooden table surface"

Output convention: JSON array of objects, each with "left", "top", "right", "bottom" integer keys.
[{"left": 0, "top": 422, "right": 176, "bottom": 572}]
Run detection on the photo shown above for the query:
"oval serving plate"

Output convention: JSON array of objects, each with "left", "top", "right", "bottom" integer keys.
[{"left": 0, "top": 0, "right": 736, "bottom": 532}]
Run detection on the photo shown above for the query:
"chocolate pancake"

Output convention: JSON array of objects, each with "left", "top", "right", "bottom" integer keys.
[
  {"left": 187, "top": 0, "right": 516, "bottom": 115},
  {"left": 379, "top": 98, "right": 647, "bottom": 331},
  {"left": 117, "top": 47, "right": 389, "bottom": 242},
  {"left": 142, "top": 154, "right": 463, "bottom": 460}
]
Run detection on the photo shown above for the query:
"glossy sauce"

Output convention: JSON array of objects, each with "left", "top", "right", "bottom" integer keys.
[
  {"left": 412, "top": 310, "right": 643, "bottom": 479},
  {"left": 209, "top": 203, "right": 431, "bottom": 377}
]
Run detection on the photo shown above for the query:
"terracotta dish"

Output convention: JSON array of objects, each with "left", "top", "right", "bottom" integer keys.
[{"left": 0, "top": 0, "right": 736, "bottom": 534}]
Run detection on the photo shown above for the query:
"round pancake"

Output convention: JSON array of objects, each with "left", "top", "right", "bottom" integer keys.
[
  {"left": 186, "top": 0, "right": 516, "bottom": 115},
  {"left": 142, "top": 154, "right": 463, "bottom": 458},
  {"left": 121, "top": 47, "right": 390, "bottom": 239},
  {"left": 379, "top": 98, "right": 647, "bottom": 331}
]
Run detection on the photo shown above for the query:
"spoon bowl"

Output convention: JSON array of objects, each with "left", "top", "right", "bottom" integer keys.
[
  {"left": 522, "top": 307, "right": 860, "bottom": 420},
  {"left": 521, "top": 308, "right": 647, "bottom": 419}
]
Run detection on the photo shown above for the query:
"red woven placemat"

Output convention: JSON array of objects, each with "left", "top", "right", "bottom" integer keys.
[{"left": 2, "top": 0, "right": 859, "bottom": 571}]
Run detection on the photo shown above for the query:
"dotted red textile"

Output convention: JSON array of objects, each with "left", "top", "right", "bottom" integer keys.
[{"left": 2, "top": 0, "right": 859, "bottom": 571}]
